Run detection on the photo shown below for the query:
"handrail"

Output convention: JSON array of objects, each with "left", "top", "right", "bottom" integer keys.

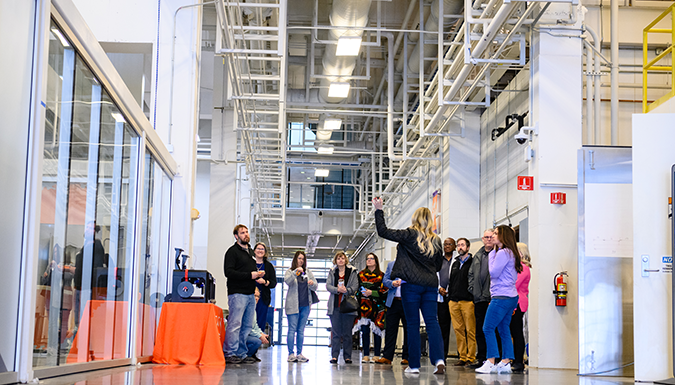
[{"left": 642, "top": 2, "right": 675, "bottom": 113}]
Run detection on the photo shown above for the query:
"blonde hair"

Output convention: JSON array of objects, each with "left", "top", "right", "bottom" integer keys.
[
  {"left": 410, "top": 207, "right": 440, "bottom": 256},
  {"left": 517, "top": 242, "right": 532, "bottom": 268}
]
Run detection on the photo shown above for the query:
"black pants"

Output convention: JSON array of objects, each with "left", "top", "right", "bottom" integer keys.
[
  {"left": 510, "top": 304, "right": 525, "bottom": 366},
  {"left": 382, "top": 298, "right": 408, "bottom": 361},
  {"left": 437, "top": 297, "right": 451, "bottom": 357},
  {"left": 474, "top": 301, "right": 489, "bottom": 362}
]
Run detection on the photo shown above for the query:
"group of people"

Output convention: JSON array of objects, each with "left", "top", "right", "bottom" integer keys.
[{"left": 222, "top": 198, "right": 532, "bottom": 375}]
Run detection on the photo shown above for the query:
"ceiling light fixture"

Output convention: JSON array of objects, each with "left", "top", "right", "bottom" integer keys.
[
  {"left": 336, "top": 36, "right": 362, "bottom": 56},
  {"left": 324, "top": 118, "right": 342, "bottom": 131},
  {"left": 317, "top": 146, "right": 334, "bottom": 155},
  {"left": 328, "top": 82, "right": 350, "bottom": 98},
  {"left": 315, "top": 169, "right": 330, "bottom": 177}
]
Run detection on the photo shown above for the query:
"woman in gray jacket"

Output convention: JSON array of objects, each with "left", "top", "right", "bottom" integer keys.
[
  {"left": 284, "top": 250, "right": 318, "bottom": 363},
  {"left": 326, "top": 251, "right": 359, "bottom": 364}
]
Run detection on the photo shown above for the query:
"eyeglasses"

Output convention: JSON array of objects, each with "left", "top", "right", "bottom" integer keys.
[
  {"left": 482, "top": 236, "right": 493, "bottom": 239},
  {"left": 366, "top": 257, "right": 376, "bottom": 260}
]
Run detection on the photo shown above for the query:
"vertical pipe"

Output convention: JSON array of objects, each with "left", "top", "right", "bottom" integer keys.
[
  {"left": 610, "top": 0, "right": 619, "bottom": 145},
  {"left": 643, "top": 29, "right": 648, "bottom": 113},
  {"left": 585, "top": 43, "right": 593, "bottom": 144}
]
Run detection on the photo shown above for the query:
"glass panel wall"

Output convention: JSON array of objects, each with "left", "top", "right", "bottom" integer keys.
[
  {"left": 34, "top": 20, "right": 140, "bottom": 367},
  {"left": 137, "top": 156, "right": 172, "bottom": 356}
]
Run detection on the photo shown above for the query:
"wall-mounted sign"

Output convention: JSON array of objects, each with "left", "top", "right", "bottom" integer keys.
[
  {"left": 517, "top": 176, "right": 534, "bottom": 191},
  {"left": 551, "top": 192, "right": 566, "bottom": 204}
]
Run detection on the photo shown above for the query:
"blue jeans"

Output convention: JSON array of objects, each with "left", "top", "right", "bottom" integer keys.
[
  {"left": 361, "top": 324, "right": 382, "bottom": 356},
  {"left": 224, "top": 293, "right": 256, "bottom": 358},
  {"left": 256, "top": 299, "right": 269, "bottom": 331},
  {"left": 287, "top": 305, "right": 310, "bottom": 354},
  {"left": 483, "top": 296, "right": 519, "bottom": 360},
  {"left": 400, "top": 283, "right": 445, "bottom": 369},
  {"left": 246, "top": 335, "right": 262, "bottom": 357}
]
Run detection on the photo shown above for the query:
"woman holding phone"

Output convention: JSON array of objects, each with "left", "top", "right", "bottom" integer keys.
[
  {"left": 326, "top": 251, "right": 359, "bottom": 364},
  {"left": 284, "top": 250, "right": 318, "bottom": 363}
]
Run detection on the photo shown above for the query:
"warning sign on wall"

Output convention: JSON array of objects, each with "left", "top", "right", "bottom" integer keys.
[{"left": 517, "top": 176, "right": 534, "bottom": 191}]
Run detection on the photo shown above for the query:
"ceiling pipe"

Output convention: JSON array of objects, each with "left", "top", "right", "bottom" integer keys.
[
  {"left": 584, "top": 25, "right": 602, "bottom": 145},
  {"left": 610, "top": 0, "right": 619, "bottom": 145},
  {"left": 393, "top": 0, "right": 464, "bottom": 107}
]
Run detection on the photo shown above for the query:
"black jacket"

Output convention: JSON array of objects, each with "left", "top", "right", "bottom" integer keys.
[
  {"left": 224, "top": 242, "right": 257, "bottom": 295},
  {"left": 448, "top": 254, "right": 473, "bottom": 302},
  {"left": 258, "top": 259, "right": 277, "bottom": 306},
  {"left": 375, "top": 210, "right": 443, "bottom": 288}
]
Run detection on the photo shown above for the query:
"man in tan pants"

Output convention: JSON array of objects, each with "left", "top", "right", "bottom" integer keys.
[{"left": 448, "top": 238, "right": 477, "bottom": 366}]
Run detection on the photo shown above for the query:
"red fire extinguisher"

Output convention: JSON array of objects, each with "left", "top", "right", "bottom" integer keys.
[{"left": 553, "top": 272, "right": 568, "bottom": 307}]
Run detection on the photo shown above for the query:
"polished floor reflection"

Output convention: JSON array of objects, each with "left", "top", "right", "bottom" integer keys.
[{"left": 39, "top": 345, "right": 635, "bottom": 385}]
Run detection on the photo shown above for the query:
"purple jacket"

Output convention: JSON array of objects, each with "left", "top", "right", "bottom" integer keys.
[{"left": 488, "top": 248, "right": 518, "bottom": 298}]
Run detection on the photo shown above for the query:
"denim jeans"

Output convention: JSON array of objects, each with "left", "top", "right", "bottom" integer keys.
[
  {"left": 246, "top": 335, "right": 262, "bottom": 357},
  {"left": 256, "top": 298, "right": 269, "bottom": 331},
  {"left": 361, "top": 324, "right": 382, "bottom": 356},
  {"left": 329, "top": 312, "right": 356, "bottom": 360},
  {"left": 483, "top": 296, "right": 519, "bottom": 360},
  {"left": 287, "top": 305, "right": 310, "bottom": 355},
  {"left": 224, "top": 293, "right": 256, "bottom": 358},
  {"left": 400, "top": 283, "right": 445, "bottom": 369}
]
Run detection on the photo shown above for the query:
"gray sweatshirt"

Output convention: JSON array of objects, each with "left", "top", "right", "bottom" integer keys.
[{"left": 284, "top": 268, "right": 318, "bottom": 315}]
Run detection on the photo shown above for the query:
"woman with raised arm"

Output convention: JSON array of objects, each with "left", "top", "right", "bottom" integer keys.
[
  {"left": 284, "top": 250, "right": 318, "bottom": 363},
  {"left": 372, "top": 197, "right": 446, "bottom": 375}
]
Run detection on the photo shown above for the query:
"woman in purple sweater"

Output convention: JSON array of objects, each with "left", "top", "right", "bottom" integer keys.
[{"left": 475, "top": 225, "right": 523, "bottom": 374}]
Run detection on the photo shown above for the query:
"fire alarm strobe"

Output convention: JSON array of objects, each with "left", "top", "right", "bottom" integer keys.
[
  {"left": 551, "top": 192, "right": 566, "bottom": 204},
  {"left": 517, "top": 176, "right": 534, "bottom": 191}
]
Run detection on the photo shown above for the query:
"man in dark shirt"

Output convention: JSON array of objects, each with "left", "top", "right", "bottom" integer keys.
[
  {"left": 437, "top": 237, "right": 455, "bottom": 358},
  {"left": 223, "top": 224, "right": 264, "bottom": 364},
  {"left": 448, "top": 238, "right": 476, "bottom": 366}
]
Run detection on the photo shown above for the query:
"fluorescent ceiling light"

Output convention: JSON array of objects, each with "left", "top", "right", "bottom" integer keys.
[
  {"left": 315, "top": 169, "right": 330, "bottom": 177},
  {"left": 302, "top": 205, "right": 312, "bottom": 209},
  {"left": 336, "top": 36, "right": 362, "bottom": 56},
  {"left": 328, "top": 82, "right": 350, "bottom": 98},
  {"left": 324, "top": 118, "right": 342, "bottom": 131},
  {"left": 317, "top": 146, "right": 334, "bottom": 155},
  {"left": 51, "top": 28, "right": 70, "bottom": 47},
  {"left": 111, "top": 112, "right": 125, "bottom": 123}
]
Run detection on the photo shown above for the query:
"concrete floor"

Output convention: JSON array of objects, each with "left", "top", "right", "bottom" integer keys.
[{"left": 38, "top": 345, "right": 637, "bottom": 385}]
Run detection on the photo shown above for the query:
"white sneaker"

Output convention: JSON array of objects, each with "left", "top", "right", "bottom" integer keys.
[
  {"left": 475, "top": 360, "right": 495, "bottom": 374},
  {"left": 496, "top": 361, "right": 512, "bottom": 374},
  {"left": 404, "top": 367, "right": 420, "bottom": 374},
  {"left": 434, "top": 360, "right": 446, "bottom": 374},
  {"left": 296, "top": 354, "right": 309, "bottom": 363},
  {"left": 287, "top": 354, "right": 297, "bottom": 362},
  {"left": 362, "top": 356, "right": 370, "bottom": 363}
]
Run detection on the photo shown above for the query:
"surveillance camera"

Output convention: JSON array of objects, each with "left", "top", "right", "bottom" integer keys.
[
  {"left": 318, "top": 211, "right": 324, "bottom": 217},
  {"left": 514, "top": 129, "right": 529, "bottom": 145}
]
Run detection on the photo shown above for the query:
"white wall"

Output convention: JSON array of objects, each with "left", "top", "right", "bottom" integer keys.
[
  {"left": 192, "top": 160, "right": 211, "bottom": 269},
  {"left": 632, "top": 105, "right": 675, "bottom": 381}
]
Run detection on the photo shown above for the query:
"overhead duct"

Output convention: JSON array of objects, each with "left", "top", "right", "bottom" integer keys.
[
  {"left": 393, "top": 0, "right": 463, "bottom": 107},
  {"left": 318, "top": 0, "right": 373, "bottom": 105}
]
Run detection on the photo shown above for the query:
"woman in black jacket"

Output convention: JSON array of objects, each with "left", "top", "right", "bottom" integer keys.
[
  {"left": 373, "top": 197, "right": 446, "bottom": 375},
  {"left": 253, "top": 242, "right": 277, "bottom": 332}
]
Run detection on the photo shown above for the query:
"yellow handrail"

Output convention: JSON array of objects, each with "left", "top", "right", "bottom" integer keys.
[{"left": 643, "top": 3, "right": 675, "bottom": 113}]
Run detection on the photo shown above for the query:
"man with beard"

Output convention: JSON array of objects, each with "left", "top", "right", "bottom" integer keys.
[
  {"left": 223, "top": 224, "right": 265, "bottom": 364},
  {"left": 448, "top": 238, "right": 476, "bottom": 366}
]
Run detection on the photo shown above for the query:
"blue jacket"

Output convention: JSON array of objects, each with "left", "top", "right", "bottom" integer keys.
[{"left": 383, "top": 261, "right": 399, "bottom": 308}]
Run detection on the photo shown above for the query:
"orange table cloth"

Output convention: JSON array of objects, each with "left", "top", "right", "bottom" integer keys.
[{"left": 152, "top": 303, "right": 226, "bottom": 366}]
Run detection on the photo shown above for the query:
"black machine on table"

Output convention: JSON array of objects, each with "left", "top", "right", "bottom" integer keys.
[{"left": 170, "top": 248, "right": 216, "bottom": 303}]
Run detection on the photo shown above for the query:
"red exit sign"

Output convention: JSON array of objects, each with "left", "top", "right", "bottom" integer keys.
[{"left": 517, "top": 176, "right": 534, "bottom": 191}]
